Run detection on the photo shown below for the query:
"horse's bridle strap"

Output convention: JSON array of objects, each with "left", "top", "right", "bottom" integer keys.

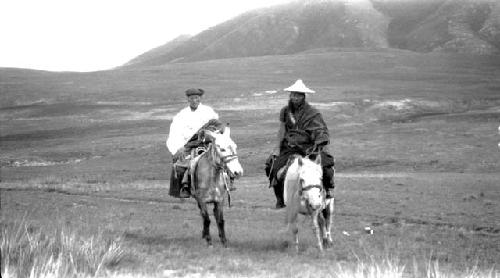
[
  {"left": 302, "top": 184, "right": 323, "bottom": 192},
  {"left": 221, "top": 154, "right": 238, "bottom": 164},
  {"left": 210, "top": 146, "right": 238, "bottom": 171}
]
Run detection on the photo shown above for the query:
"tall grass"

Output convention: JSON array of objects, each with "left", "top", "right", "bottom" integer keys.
[
  {"left": 331, "top": 239, "right": 499, "bottom": 278},
  {"left": 1, "top": 217, "right": 498, "bottom": 278},
  {"left": 334, "top": 258, "right": 498, "bottom": 278},
  {"left": 1, "top": 216, "right": 127, "bottom": 278}
]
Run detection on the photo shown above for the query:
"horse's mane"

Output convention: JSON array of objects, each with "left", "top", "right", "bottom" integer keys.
[{"left": 192, "top": 141, "right": 222, "bottom": 190}]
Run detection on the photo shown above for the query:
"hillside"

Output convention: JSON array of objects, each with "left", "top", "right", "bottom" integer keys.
[
  {"left": 2, "top": 50, "right": 500, "bottom": 179},
  {"left": 123, "top": 35, "right": 191, "bottom": 67},
  {"left": 124, "top": 0, "right": 500, "bottom": 67}
]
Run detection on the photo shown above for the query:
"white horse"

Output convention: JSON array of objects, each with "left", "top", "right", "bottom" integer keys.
[{"left": 283, "top": 154, "right": 334, "bottom": 252}]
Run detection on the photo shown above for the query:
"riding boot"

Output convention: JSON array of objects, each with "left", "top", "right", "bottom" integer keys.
[{"left": 273, "top": 181, "right": 285, "bottom": 209}]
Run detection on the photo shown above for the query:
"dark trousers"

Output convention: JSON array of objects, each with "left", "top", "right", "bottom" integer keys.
[{"left": 169, "top": 166, "right": 183, "bottom": 197}]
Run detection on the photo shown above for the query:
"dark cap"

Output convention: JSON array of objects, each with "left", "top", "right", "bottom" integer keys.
[{"left": 185, "top": 88, "right": 205, "bottom": 97}]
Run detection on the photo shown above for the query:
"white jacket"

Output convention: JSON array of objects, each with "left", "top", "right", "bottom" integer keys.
[{"left": 166, "top": 103, "right": 219, "bottom": 154}]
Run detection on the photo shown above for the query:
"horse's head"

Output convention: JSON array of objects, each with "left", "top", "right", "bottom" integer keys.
[
  {"left": 297, "top": 154, "right": 324, "bottom": 210},
  {"left": 204, "top": 127, "right": 244, "bottom": 178}
]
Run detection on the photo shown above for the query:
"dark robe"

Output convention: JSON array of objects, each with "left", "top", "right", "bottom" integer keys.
[
  {"left": 268, "top": 101, "right": 334, "bottom": 183},
  {"left": 266, "top": 101, "right": 335, "bottom": 206}
]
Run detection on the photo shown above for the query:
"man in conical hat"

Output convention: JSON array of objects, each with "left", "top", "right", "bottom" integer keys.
[{"left": 266, "top": 79, "right": 335, "bottom": 209}]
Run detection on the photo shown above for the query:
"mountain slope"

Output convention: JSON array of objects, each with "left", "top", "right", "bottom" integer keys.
[
  {"left": 124, "top": 35, "right": 191, "bottom": 67},
  {"left": 123, "top": 0, "right": 500, "bottom": 67}
]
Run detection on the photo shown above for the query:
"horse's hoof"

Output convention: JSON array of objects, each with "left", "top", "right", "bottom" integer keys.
[
  {"left": 280, "top": 241, "right": 289, "bottom": 249},
  {"left": 275, "top": 202, "right": 286, "bottom": 209},
  {"left": 179, "top": 189, "right": 191, "bottom": 198},
  {"left": 322, "top": 239, "right": 333, "bottom": 249},
  {"left": 322, "top": 239, "right": 329, "bottom": 248}
]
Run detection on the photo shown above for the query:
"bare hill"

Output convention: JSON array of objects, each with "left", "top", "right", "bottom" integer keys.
[
  {"left": 123, "top": 35, "right": 191, "bottom": 67},
  {"left": 123, "top": 0, "right": 500, "bottom": 67}
]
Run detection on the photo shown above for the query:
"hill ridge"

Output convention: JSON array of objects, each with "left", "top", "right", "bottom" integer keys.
[{"left": 123, "top": 0, "right": 500, "bottom": 67}]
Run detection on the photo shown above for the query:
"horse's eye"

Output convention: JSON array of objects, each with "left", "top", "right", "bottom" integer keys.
[{"left": 220, "top": 148, "right": 226, "bottom": 152}]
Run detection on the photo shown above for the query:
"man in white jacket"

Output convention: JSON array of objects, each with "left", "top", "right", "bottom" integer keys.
[{"left": 166, "top": 88, "right": 220, "bottom": 198}]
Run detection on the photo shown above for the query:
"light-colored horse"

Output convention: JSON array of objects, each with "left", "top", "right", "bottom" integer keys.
[
  {"left": 284, "top": 154, "right": 334, "bottom": 252},
  {"left": 191, "top": 126, "right": 243, "bottom": 247}
]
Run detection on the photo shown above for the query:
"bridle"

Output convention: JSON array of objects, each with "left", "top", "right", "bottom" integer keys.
[
  {"left": 300, "top": 184, "right": 323, "bottom": 194},
  {"left": 298, "top": 172, "right": 325, "bottom": 212},
  {"left": 205, "top": 142, "right": 238, "bottom": 207},
  {"left": 203, "top": 142, "right": 239, "bottom": 178},
  {"left": 220, "top": 153, "right": 239, "bottom": 164},
  {"left": 212, "top": 142, "right": 239, "bottom": 167}
]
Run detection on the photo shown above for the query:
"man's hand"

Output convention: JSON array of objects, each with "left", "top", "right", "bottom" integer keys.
[
  {"left": 314, "top": 141, "right": 327, "bottom": 152},
  {"left": 315, "top": 144, "right": 324, "bottom": 152}
]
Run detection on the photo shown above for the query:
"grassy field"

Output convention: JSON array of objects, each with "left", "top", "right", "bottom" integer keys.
[{"left": 1, "top": 50, "right": 500, "bottom": 277}]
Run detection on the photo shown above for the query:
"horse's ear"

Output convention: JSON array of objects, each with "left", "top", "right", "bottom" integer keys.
[
  {"left": 297, "top": 157, "right": 303, "bottom": 167},
  {"left": 225, "top": 126, "right": 231, "bottom": 137},
  {"left": 204, "top": 130, "right": 216, "bottom": 141}
]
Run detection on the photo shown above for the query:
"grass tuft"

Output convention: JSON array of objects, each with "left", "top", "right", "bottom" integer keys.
[{"left": 1, "top": 216, "right": 129, "bottom": 278}]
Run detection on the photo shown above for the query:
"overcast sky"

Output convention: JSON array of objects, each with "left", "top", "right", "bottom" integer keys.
[{"left": 0, "top": 0, "right": 290, "bottom": 72}]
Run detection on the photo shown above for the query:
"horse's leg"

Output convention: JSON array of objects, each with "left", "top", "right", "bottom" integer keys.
[
  {"left": 322, "top": 198, "right": 335, "bottom": 248},
  {"left": 311, "top": 209, "right": 324, "bottom": 252},
  {"left": 317, "top": 211, "right": 325, "bottom": 240},
  {"left": 285, "top": 197, "right": 300, "bottom": 253},
  {"left": 213, "top": 202, "right": 227, "bottom": 247},
  {"left": 197, "top": 201, "right": 212, "bottom": 246},
  {"left": 318, "top": 211, "right": 328, "bottom": 248},
  {"left": 287, "top": 221, "right": 299, "bottom": 253}
]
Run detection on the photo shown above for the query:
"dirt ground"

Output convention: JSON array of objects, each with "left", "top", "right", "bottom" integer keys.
[{"left": 2, "top": 172, "right": 499, "bottom": 275}]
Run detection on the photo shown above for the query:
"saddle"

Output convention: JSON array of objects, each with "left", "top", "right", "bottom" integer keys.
[
  {"left": 265, "top": 154, "right": 297, "bottom": 188},
  {"left": 172, "top": 146, "right": 207, "bottom": 191}
]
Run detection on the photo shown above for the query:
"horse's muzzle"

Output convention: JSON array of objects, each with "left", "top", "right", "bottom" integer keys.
[
  {"left": 309, "top": 202, "right": 323, "bottom": 210},
  {"left": 226, "top": 159, "right": 244, "bottom": 178}
]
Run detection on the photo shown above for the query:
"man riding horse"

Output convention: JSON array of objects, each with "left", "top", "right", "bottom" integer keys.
[
  {"left": 166, "top": 88, "right": 234, "bottom": 198},
  {"left": 266, "top": 79, "right": 335, "bottom": 209}
]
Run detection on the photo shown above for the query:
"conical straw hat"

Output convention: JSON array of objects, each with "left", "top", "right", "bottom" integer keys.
[{"left": 283, "top": 79, "right": 315, "bottom": 94}]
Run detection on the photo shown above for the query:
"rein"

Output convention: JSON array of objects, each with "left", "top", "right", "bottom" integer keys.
[
  {"left": 221, "top": 154, "right": 238, "bottom": 164},
  {"left": 204, "top": 143, "right": 236, "bottom": 207}
]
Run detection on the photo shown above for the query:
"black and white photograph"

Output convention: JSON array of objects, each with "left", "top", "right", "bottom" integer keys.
[{"left": 1, "top": 0, "right": 499, "bottom": 277}]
